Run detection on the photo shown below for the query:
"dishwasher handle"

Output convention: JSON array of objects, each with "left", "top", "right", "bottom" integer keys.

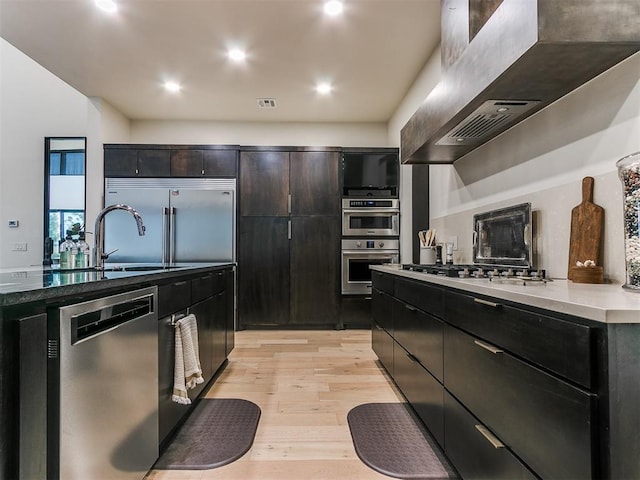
[{"left": 70, "top": 291, "right": 155, "bottom": 344}]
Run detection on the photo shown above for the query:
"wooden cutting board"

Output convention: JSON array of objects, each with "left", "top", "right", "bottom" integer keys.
[{"left": 567, "top": 177, "right": 604, "bottom": 280}]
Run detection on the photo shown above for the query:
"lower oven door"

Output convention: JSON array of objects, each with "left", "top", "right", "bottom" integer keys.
[{"left": 342, "top": 250, "right": 399, "bottom": 294}]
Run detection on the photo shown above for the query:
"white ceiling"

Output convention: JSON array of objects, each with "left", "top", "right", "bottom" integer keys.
[{"left": 0, "top": 0, "right": 441, "bottom": 123}]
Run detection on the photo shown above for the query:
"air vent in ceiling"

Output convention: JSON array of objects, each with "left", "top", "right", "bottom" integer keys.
[
  {"left": 257, "top": 98, "right": 277, "bottom": 109},
  {"left": 436, "top": 100, "right": 540, "bottom": 146}
]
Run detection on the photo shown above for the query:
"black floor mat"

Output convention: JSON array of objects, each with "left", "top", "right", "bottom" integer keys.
[
  {"left": 154, "top": 398, "right": 261, "bottom": 470},
  {"left": 347, "top": 403, "right": 459, "bottom": 479}
]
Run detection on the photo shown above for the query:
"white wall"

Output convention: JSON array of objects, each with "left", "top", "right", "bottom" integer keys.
[
  {"left": 390, "top": 48, "right": 640, "bottom": 282},
  {"left": 0, "top": 39, "right": 97, "bottom": 268},
  {"left": 130, "top": 119, "right": 388, "bottom": 147}
]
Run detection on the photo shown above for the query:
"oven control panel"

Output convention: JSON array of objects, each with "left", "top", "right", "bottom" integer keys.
[
  {"left": 342, "top": 199, "right": 399, "bottom": 209},
  {"left": 342, "top": 239, "right": 399, "bottom": 250}
]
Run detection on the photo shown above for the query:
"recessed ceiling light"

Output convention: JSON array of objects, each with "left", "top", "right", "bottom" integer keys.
[
  {"left": 228, "top": 48, "right": 247, "bottom": 62},
  {"left": 95, "top": 0, "right": 118, "bottom": 14},
  {"left": 323, "top": 1, "right": 344, "bottom": 16},
  {"left": 316, "top": 82, "right": 333, "bottom": 95},
  {"left": 163, "top": 81, "right": 182, "bottom": 93}
]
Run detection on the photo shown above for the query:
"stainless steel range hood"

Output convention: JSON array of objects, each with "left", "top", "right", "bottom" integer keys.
[{"left": 401, "top": 0, "right": 640, "bottom": 164}]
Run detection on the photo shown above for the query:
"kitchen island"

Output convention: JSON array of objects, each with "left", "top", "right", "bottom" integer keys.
[
  {"left": 371, "top": 264, "right": 640, "bottom": 480},
  {"left": 0, "top": 263, "right": 235, "bottom": 480}
]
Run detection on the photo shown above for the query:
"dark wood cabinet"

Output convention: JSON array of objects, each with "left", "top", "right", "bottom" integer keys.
[
  {"left": 444, "top": 323, "right": 596, "bottom": 480},
  {"left": 444, "top": 391, "right": 537, "bottom": 480},
  {"left": 393, "top": 341, "right": 444, "bottom": 446},
  {"left": 238, "top": 216, "right": 290, "bottom": 327},
  {"left": 238, "top": 148, "right": 340, "bottom": 328},
  {"left": 104, "top": 145, "right": 238, "bottom": 178},
  {"left": 240, "top": 150, "right": 289, "bottom": 216},
  {"left": 393, "top": 297, "right": 443, "bottom": 382},
  {"left": 157, "top": 267, "right": 234, "bottom": 446},
  {"left": 290, "top": 215, "right": 340, "bottom": 326},
  {"left": 371, "top": 269, "right": 605, "bottom": 479},
  {"left": 290, "top": 151, "right": 340, "bottom": 215},
  {"left": 171, "top": 149, "right": 238, "bottom": 177},
  {"left": 104, "top": 147, "right": 170, "bottom": 177}
]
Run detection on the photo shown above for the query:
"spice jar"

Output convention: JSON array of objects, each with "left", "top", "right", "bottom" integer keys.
[{"left": 617, "top": 152, "right": 640, "bottom": 290}]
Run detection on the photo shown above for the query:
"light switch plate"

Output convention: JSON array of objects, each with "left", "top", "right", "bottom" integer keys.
[
  {"left": 446, "top": 235, "right": 458, "bottom": 251},
  {"left": 13, "top": 242, "right": 27, "bottom": 251}
]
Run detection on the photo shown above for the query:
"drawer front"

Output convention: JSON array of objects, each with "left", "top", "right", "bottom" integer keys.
[
  {"left": 191, "top": 273, "right": 214, "bottom": 304},
  {"left": 394, "top": 298, "right": 443, "bottom": 382},
  {"left": 372, "top": 270, "right": 394, "bottom": 295},
  {"left": 372, "top": 288, "right": 394, "bottom": 334},
  {"left": 395, "top": 277, "right": 443, "bottom": 319},
  {"left": 394, "top": 341, "right": 444, "bottom": 447},
  {"left": 444, "top": 392, "right": 537, "bottom": 480},
  {"left": 444, "top": 325, "right": 596, "bottom": 480},
  {"left": 372, "top": 323, "right": 394, "bottom": 375},
  {"left": 158, "top": 279, "right": 191, "bottom": 317},
  {"left": 444, "top": 290, "right": 593, "bottom": 389}
]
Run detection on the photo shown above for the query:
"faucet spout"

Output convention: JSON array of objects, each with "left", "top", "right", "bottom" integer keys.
[{"left": 93, "top": 204, "right": 146, "bottom": 269}]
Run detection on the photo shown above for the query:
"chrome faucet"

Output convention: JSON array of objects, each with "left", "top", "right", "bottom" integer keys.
[{"left": 93, "top": 204, "right": 146, "bottom": 270}]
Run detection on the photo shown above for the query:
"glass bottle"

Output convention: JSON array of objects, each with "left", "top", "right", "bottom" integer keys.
[
  {"left": 75, "top": 232, "right": 90, "bottom": 268},
  {"left": 617, "top": 152, "right": 640, "bottom": 290},
  {"left": 59, "top": 232, "right": 75, "bottom": 270}
]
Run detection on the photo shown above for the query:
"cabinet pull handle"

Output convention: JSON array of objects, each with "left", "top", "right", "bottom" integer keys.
[
  {"left": 473, "top": 297, "right": 501, "bottom": 308},
  {"left": 475, "top": 425, "right": 505, "bottom": 449},
  {"left": 288, "top": 220, "right": 291, "bottom": 240},
  {"left": 406, "top": 352, "right": 420, "bottom": 364},
  {"left": 474, "top": 339, "right": 504, "bottom": 354},
  {"left": 375, "top": 324, "right": 383, "bottom": 330},
  {"left": 288, "top": 194, "right": 292, "bottom": 214},
  {"left": 173, "top": 281, "right": 188, "bottom": 287},
  {"left": 405, "top": 304, "right": 418, "bottom": 312}
]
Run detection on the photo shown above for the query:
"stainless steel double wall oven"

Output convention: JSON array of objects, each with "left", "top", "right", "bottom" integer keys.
[{"left": 341, "top": 149, "right": 400, "bottom": 295}]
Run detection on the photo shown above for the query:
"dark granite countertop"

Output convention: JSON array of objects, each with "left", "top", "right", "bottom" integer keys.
[{"left": 0, "top": 263, "right": 235, "bottom": 306}]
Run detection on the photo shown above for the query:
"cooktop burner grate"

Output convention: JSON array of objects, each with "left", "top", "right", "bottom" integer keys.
[{"left": 401, "top": 264, "right": 546, "bottom": 281}]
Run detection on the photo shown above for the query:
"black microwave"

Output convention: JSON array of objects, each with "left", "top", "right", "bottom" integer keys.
[{"left": 342, "top": 149, "right": 399, "bottom": 197}]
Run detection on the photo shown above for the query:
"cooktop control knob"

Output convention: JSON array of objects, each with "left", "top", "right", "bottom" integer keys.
[
  {"left": 378, "top": 241, "right": 385, "bottom": 248},
  {"left": 356, "top": 241, "right": 362, "bottom": 248}
]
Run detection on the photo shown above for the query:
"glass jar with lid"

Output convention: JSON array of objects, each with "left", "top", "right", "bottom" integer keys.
[{"left": 617, "top": 152, "right": 640, "bottom": 290}]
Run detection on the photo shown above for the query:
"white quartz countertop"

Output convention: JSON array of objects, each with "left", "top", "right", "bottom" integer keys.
[{"left": 372, "top": 265, "right": 640, "bottom": 324}]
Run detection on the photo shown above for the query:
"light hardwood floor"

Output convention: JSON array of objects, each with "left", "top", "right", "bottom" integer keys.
[{"left": 147, "top": 329, "right": 404, "bottom": 480}]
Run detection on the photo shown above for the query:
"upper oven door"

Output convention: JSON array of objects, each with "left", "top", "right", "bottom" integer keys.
[
  {"left": 342, "top": 209, "right": 399, "bottom": 236},
  {"left": 473, "top": 202, "right": 532, "bottom": 267}
]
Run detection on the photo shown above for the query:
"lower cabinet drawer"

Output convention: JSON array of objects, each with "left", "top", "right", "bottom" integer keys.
[
  {"left": 372, "top": 288, "right": 394, "bottom": 334},
  {"left": 394, "top": 341, "right": 444, "bottom": 447},
  {"left": 394, "top": 298, "right": 443, "bottom": 382},
  {"left": 444, "top": 324, "right": 596, "bottom": 479},
  {"left": 372, "top": 322, "right": 393, "bottom": 375},
  {"left": 444, "top": 391, "right": 537, "bottom": 480}
]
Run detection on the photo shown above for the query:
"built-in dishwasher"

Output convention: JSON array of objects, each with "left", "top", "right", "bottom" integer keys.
[{"left": 48, "top": 286, "right": 159, "bottom": 480}]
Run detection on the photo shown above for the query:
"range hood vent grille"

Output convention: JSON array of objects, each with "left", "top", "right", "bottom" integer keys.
[{"left": 436, "top": 100, "right": 540, "bottom": 146}]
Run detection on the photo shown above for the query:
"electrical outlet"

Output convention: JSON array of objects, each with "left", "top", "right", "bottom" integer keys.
[
  {"left": 446, "top": 236, "right": 458, "bottom": 251},
  {"left": 13, "top": 242, "right": 27, "bottom": 251}
]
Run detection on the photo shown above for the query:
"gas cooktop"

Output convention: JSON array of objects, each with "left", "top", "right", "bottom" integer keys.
[{"left": 401, "top": 264, "right": 548, "bottom": 283}]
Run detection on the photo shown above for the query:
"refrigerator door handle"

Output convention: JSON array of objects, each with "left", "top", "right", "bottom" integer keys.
[
  {"left": 169, "top": 207, "right": 176, "bottom": 265},
  {"left": 162, "top": 207, "right": 169, "bottom": 266}
]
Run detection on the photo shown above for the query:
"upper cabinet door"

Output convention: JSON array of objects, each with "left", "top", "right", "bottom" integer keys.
[
  {"left": 203, "top": 149, "right": 238, "bottom": 177},
  {"left": 171, "top": 149, "right": 204, "bottom": 176},
  {"left": 290, "top": 151, "right": 340, "bottom": 216},
  {"left": 137, "top": 149, "right": 171, "bottom": 177},
  {"left": 104, "top": 148, "right": 138, "bottom": 177},
  {"left": 240, "top": 151, "right": 289, "bottom": 216}
]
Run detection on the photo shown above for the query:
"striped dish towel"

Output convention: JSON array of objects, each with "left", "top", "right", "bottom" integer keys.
[{"left": 171, "top": 314, "right": 204, "bottom": 404}]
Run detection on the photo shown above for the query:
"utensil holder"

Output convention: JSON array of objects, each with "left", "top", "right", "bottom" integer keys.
[{"left": 420, "top": 246, "right": 437, "bottom": 265}]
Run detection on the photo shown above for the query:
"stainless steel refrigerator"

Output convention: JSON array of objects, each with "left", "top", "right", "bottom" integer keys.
[{"left": 104, "top": 178, "right": 235, "bottom": 264}]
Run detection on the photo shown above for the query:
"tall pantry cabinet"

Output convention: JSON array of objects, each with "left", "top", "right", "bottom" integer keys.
[{"left": 238, "top": 147, "right": 341, "bottom": 329}]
